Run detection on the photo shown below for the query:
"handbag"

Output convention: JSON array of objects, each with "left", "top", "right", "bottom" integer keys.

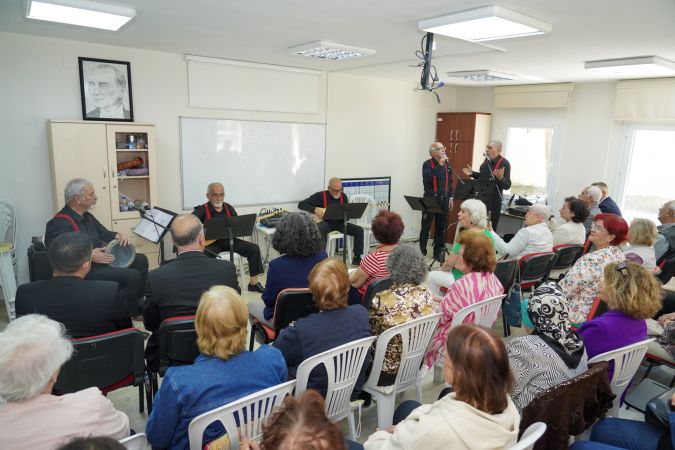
[
  {"left": 646, "top": 387, "right": 675, "bottom": 431},
  {"left": 503, "top": 282, "right": 522, "bottom": 327}
]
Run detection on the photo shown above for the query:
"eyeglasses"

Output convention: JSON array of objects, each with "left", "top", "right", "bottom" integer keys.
[
  {"left": 590, "top": 223, "right": 607, "bottom": 233},
  {"left": 209, "top": 192, "right": 225, "bottom": 198}
]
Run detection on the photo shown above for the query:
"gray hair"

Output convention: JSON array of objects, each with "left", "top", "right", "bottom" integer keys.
[
  {"left": 488, "top": 140, "right": 503, "bottom": 150},
  {"left": 386, "top": 244, "right": 428, "bottom": 285},
  {"left": 0, "top": 315, "right": 73, "bottom": 402},
  {"left": 664, "top": 200, "right": 675, "bottom": 215},
  {"left": 64, "top": 178, "right": 91, "bottom": 205},
  {"left": 90, "top": 64, "right": 127, "bottom": 89},
  {"left": 171, "top": 214, "right": 204, "bottom": 246},
  {"left": 460, "top": 199, "right": 488, "bottom": 228},
  {"left": 586, "top": 185, "right": 602, "bottom": 203},
  {"left": 530, "top": 203, "right": 556, "bottom": 228},
  {"left": 428, "top": 142, "right": 445, "bottom": 155}
]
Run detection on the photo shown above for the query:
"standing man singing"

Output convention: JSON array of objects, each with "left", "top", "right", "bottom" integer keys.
[
  {"left": 420, "top": 142, "right": 453, "bottom": 261},
  {"left": 463, "top": 140, "right": 511, "bottom": 230}
]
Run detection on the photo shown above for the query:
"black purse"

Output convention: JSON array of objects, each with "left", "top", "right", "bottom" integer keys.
[{"left": 646, "top": 387, "right": 675, "bottom": 430}]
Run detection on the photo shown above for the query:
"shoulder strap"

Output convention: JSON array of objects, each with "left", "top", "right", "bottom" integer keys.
[
  {"left": 203, "top": 203, "right": 212, "bottom": 220},
  {"left": 54, "top": 213, "right": 79, "bottom": 232}
]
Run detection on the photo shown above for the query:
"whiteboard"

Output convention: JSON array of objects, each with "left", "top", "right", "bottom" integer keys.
[{"left": 180, "top": 117, "right": 326, "bottom": 208}]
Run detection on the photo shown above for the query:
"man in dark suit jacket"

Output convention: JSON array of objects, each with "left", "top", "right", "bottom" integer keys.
[
  {"left": 592, "top": 181, "right": 622, "bottom": 216},
  {"left": 143, "top": 214, "right": 240, "bottom": 370},
  {"left": 16, "top": 232, "right": 131, "bottom": 338}
]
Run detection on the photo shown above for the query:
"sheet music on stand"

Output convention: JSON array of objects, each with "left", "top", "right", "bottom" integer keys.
[{"left": 133, "top": 207, "right": 176, "bottom": 244}]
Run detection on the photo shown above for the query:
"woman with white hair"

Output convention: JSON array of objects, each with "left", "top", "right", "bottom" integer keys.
[
  {"left": 0, "top": 314, "right": 129, "bottom": 449},
  {"left": 427, "top": 199, "right": 495, "bottom": 297},
  {"left": 491, "top": 203, "right": 554, "bottom": 259}
]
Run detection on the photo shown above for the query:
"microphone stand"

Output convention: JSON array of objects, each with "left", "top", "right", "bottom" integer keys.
[{"left": 484, "top": 154, "right": 503, "bottom": 203}]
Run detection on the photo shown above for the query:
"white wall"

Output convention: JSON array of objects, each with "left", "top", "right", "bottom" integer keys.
[{"left": 0, "top": 31, "right": 447, "bottom": 283}]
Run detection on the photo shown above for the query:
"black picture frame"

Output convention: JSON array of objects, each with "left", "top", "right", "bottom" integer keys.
[{"left": 78, "top": 57, "right": 134, "bottom": 122}]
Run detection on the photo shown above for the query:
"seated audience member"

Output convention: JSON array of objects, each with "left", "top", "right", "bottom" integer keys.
[
  {"left": 491, "top": 203, "right": 554, "bottom": 259},
  {"left": 579, "top": 185, "right": 603, "bottom": 235},
  {"left": 552, "top": 197, "right": 589, "bottom": 246},
  {"left": 349, "top": 210, "right": 404, "bottom": 304},
  {"left": 655, "top": 200, "right": 675, "bottom": 261},
  {"left": 16, "top": 232, "right": 130, "bottom": 337},
  {"left": 624, "top": 218, "right": 659, "bottom": 271},
  {"left": 143, "top": 214, "right": 239, "bottom": 372},
  {"left": 192, "top": 182, "right": 265, "bottom": 292},
  {"left": 45, "top": 178, "right": 148, "bottom": 315},
  {"left": 646, "top": 312, "right": 675, "bottom": 365},
  {"left": 591, "top": 181, "right": 623, "bottom": 217},
  {"left": 146, "top": 286, "right": 287, "bottom": 450},
  {"left": 240, "top": 390, "right": 363, "bottom": 450},
  {"left": 274, "top": 258, "right": 371, "bottom": 399},
  {"left": 427, "top": 198, "right": 495, "bottom": 296},
  {"left": 297, "top": 177, "right": 366, "bottom": 265},
  {"left": 425, "top": 231, "right": 503, "bottom": 368},
  {"left": 560, "top": 213, "right": 628, "bottom": 324},
  {"left": 579, "top": 262, "right": 661, "bottom": 382},
  {"left": 57, "top": 436, "right": 126, "bottom": 450},
  {"left": 0, "top": 315, "right": 129, "bottom": 449},
  {"left": 569, "top": 394, "right": 675, "bottom": 450},
  {"left": 365, "top": 325, "right": 519, "bottom": 450},
  {"left": 248, "top": 212, "right": 327, "bottom": 326},
  {"left": 507, "top": 283, "right": 588, "bottom": 411},
  {"left": 369, "top": 244, "right": 435, "bottom": 385}
]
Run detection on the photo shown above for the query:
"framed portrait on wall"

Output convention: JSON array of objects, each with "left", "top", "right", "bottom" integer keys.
[{"left": 78, "top": 57, "right": 134, "bottom": 122}]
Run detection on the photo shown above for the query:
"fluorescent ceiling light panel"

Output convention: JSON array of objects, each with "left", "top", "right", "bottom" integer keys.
[
  {"left": 584, "top": 56, "right": 675, "bottom": 77},
  {"left": 446, "top": 70, "right": 514, "bottom": 82},
  {"left": 287, "top": 41, "right": 376, "bottom": 60},
  {"left": 419, "top": 5, "right": 551, "bottom": 42},
  {"left": 26, "top": 0, "right": 136, "bottom": 31}
]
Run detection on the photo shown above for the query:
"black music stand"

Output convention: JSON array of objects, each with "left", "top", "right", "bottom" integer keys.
[
  {"left": 454, "top": 179, "right": 495, "bottom": 205},
  {"left": 405, "top": 195, "right": 447, "bottom": 268},
  {"left": 204, "top": 214, "right": 257, "bottom": 263},
  {"left": 131, "top": 206, "right": 177, "bottom": 265},
  {"left": 323, "top": 203, "right": 368, "bottom": 264}
]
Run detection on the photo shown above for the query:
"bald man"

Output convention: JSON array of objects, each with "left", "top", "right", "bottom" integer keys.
[
  {"left": 143, "top": 214, "right": 239, "bottom": 370},
  {"left": 298, "top": 177, "right": 366, "bottom": 265},
  {"left": 192, "top": 182, "right": 265, "bottom": 292},
  {"left": 420, "top": 142, "right": 454, "bottom": 260}
]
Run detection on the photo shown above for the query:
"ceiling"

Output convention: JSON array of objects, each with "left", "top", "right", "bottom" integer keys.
[{"left": 2, "top": 0, "right": 675, "bottom": 86}]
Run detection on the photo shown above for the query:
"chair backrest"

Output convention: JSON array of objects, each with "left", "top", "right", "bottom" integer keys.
[
  {"left": 295, "top": 336, "right": 377, "bottom": 423},
  {"left": 657, "top": 252, "right": 675, "bottom": 285},
  {"left": 587, "top": 338, "right": 654, "bottom": 399},
  {"left": 272, "top": 289, "right": 318, "bottom": 331},
  {"left": 55, "top": 328, "right": 145, "bottom": 393},
  {"left": 494, "top": 259, "right": 518, "bottom": 293},
  {"left": 518, "top": 252, "right": 556, "bottom": 286},
  {"left": 188, "top": 380, "right": 297, "bottom": 450},
  {"left": 450, "top": 294, "right": 506, "bottom": 329},
  {"left": 509, "top": 423, "right": 546, "bottom": 450},
  {"left": 361, "top": 276, "right": 393, "bottom": 308},
  {"left": 119, "top": 433, "right": 147, "bottom": 450},
  {"left": 365, "top": 313, "right": 441, "bottom": 391},
  {"left": 158, "top": 316, "right": 200, "bottom": 376},
  {"left": 0, "top": 197, "right": 17, "bottom": 247},
  {"left": 551, "top": 244, "right": 584, "bottom": 271},
  {"left": 349, "top": 194, "right": 377, "bottom": 226}
]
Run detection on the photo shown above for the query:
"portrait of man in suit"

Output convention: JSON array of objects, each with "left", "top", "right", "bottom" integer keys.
[{"left": 79, "top": 58, "right": 134, "bottom": 121}]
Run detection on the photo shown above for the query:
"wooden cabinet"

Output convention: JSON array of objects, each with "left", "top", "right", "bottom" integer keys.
[
  {"left": 435, "top": 112, "right": 492, "bottom": 243},
  {"left": 48, "top": 120, "right": 160, "bottom": 269}
]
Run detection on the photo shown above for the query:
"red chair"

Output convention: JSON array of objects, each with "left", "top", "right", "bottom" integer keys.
[
  {"left": 147, "top": 316, "right": 200, "bottom": 412},
  {"left": 582, "top": 238, "right": 593, "bottom": 255},
  {"left": 657, "top": 252, "right": 675, "bottom": 284},
  {"left": 54, "top": 328, "right": 147, "bottom": 413},
  {"left": 518, "top": 251, "right": 557, "bottom": 290},
  {"left": 248, "top": 288, "right": 317, "bottom": 351}
]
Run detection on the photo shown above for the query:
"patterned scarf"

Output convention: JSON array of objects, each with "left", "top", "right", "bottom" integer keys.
[{"left": 529, "top": 282, "right": 585, "bottom": 369}]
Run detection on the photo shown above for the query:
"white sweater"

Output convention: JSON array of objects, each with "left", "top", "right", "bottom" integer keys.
[
  {"left": 492, "top": 222, "right": 553, "bottom": 259},
  {"left": 552, "top": 221, "right": 586, "bottom": 246}
]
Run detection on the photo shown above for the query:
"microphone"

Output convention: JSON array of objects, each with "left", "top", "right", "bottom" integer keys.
[{"left": 483, "top": 151, "right": 489, "bottom": 159}]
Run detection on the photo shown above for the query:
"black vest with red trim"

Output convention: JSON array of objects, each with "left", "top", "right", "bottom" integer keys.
[
  {"left": 202, "top": 202, "right": 232, "bottom": 220},
  {"left": 423, "top": 158, "right": 452, "bottom": 197},
  {"left": 322, "top": 191, "right": 344, "bottom": 208}
]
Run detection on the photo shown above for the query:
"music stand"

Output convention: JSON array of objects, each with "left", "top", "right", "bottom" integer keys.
[
  {"left": 131, "top": 206, "right": 177, "bottom": 265},
  {"left": 405, "top": 195, "right": 449, "bottom": 268},
  {"left": 322, "top": 203, "right": 368, "bottom": 263},
  {"left": 204, "top": 214, "right": 257, "bottom": 263},
  {"left": 454, "top": 179, "right": 495, "bottom": 205}
]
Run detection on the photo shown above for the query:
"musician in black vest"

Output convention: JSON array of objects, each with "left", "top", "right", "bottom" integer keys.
[
  {"left": 297, "top": 177, "right": 366, "bottom": 265},
  {"left": 44, "top": 178, "right": 148, "bottom": 315},
  {"left": 462, "top": 140, "right": 511, "bottom": 230},
  {"left": 420, "top": 142, "right": 454, "bottom": 260},
  {"left": 192, "top": 182, "right": 265, "bottom": 293}
]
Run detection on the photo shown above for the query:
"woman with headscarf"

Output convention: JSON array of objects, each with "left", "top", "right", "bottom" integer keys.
[{"left": 507, "top": 282, "right": 588, "bottom": 411}]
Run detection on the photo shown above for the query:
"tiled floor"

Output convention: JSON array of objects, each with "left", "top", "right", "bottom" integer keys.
[{"left": 2, "top": 243, "right": 674, "bottom": 449}]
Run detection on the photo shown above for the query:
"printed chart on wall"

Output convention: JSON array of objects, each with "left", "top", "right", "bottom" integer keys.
[{"left": 342, "top": 177, "right": 391, "bottom": 221}]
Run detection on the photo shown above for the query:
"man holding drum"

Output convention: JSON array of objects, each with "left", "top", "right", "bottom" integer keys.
[{"left": 45, "top": 178, "right": 148, "bottom": 315}]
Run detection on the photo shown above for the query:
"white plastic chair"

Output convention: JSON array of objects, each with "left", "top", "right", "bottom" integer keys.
[
  {"left": 508, "top": 422, "right": 547, "bottom": 450},
  {"left": 326, "top": 230, "right": 345, "bottom": 258},
  {"left": 587, "top": 338, "right": 654, "bottom": 417},
  {"left": 348, "top": 194, "right": 376, "bottom": 260},
  {"left": 217, "top": 251, "right": 246, "bottom": 289},
  {"left": 0, "top": 198, "right": 17, "bottom": 320},
  {"left": 119, "top": 432, "right": 147, "bottom": 450},
  {"left": 433, "top": 294, "right": 505, "bottom": 382},
  {"left": 188, "top": 380, "right": 296, "bottom": 450},
  {"left": 295, "top": 336, "right": 377, "bottom": 440},
  {"left": 363, "top": 313, "right": 442, "bottom": 428}
]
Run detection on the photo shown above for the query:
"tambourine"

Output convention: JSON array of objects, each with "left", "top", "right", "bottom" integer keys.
[{"left": 105, "top": 239, "right": 137, "bottom": 268}]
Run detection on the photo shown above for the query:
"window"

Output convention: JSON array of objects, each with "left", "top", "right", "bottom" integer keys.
[
  {"left": 504, "top": 126, "right": 554, "bottom": 201},
  {"left": 617, "top": 126, "right": 675, "bottom": 222}
]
